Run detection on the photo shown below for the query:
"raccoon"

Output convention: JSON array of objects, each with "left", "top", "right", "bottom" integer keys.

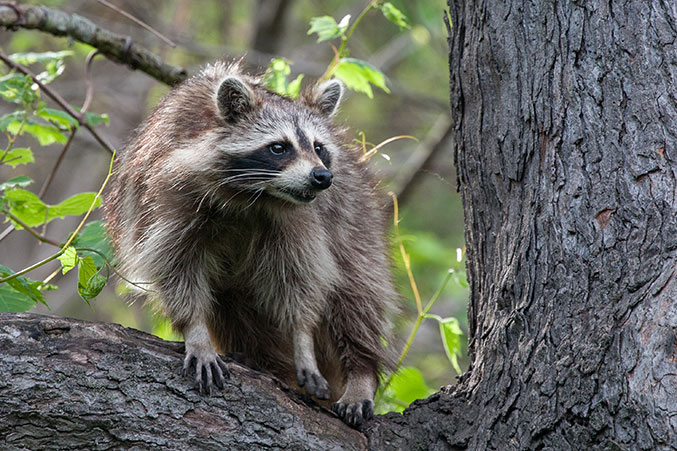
[{"left": 105, "top": 62, "right": 397, "bottom": 427}]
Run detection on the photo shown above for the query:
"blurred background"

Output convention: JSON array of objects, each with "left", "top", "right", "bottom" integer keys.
[{"left": 0, "top": 0, "right": 466, "bottom": 392}]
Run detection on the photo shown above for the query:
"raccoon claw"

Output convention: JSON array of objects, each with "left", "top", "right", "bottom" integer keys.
[
  {"left": 296, "top": 368, "right": 330, "bottom": 400},
  {"left": 183, "top": 352, "right": 230, "bottom": 394},
  {"left": 331, "top": 399, "right": 374, "bottom": 428}
]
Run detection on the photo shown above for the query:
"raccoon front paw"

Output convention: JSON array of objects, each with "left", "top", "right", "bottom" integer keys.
[
  {"left": 183, "top": 349, "right": 230, "bottom": 395},
  {"left": 296, "top": 368, "right": 330, "bottom": 400},
  {"left": 331, "top": 399, "right": 374, "bottom": 428}
]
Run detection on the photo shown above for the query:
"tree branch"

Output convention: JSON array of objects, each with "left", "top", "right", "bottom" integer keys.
[
  {"left": 0, "top": 313, "right": 367, "bottom": 450},
  {"left": 0, "top": 3, "right": 187, "bottom": 86},
  {"left": 392, "top": 115, "right": 453, "bottom": 206}
]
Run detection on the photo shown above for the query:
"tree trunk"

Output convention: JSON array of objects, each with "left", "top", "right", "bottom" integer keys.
[
  {"left": 373, "top": 0, "right": 676, "bottom": 448},
  {"left": 2, "top": 1, "right": 676, "bottom": 449}
]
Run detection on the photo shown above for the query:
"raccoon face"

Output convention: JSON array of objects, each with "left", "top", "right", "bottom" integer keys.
[{"left": 215, "top": 76, "right": 344, "bottom": 205}]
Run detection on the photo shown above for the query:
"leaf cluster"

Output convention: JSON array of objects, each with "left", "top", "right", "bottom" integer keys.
[{"left": 0, "top": 51, "right": 111, "bottom": 311}]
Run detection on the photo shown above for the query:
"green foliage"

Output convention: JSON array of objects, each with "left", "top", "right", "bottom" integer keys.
[
  {"left": 4, "top": 189, "right": 100, "bottom": 228},
  {"left": 0, "top": 73, "right": 35, "bottom": 104},
  {"left": 334, "top": 58, "right": 390, "bottom": 98},
  {"left": 77, "top": 255, "right": 107, "bottom": 303},
  {"left": 307, "top": 15, "right": 350, "bottom": 42},
  {"left": 377, "top": 2, "right": 410, "bottom": 30},
  {"left": 0, "top": 50, "right": 112, "bottom": 313},
  {"left": 263, "top": 58, "right": 304, "bottom": 99},
  {"left": 0, "top": 264, "right": 49, "bottom": 312},
  {"left": 36, "top": 107, "right": 79, "bottom": 131},
  {"left": 0, "top": 176, "right": 33, "bottom": 191},
  {"left": 81, "top": 110, "right": 109, "bottom": 127},
  {"left": 151, "top": 314, "right": 183, "bottom": 342},
  {"left": 375, "top": 367, "right": 433, "bottom": 414},
  {"left": 438, "top": 317, "right": 463, "bottom": 373},
  {"left": 57, "top": 246, "right": 78, "bottom": 274},
  {"left": 376, "top": 195, "right": 466, "bottom": 413},
  {"left": 7, "top": 119, "right": 68, "bottom": 145},
  {"left": 0, "top": 147, "right": 34, "bottom": 168},
  {"left": 10, "top": 50, "right": 73, "bottom": 84},
  {"left": 69, "top": 221, "right": 114, "bottom": 268}
]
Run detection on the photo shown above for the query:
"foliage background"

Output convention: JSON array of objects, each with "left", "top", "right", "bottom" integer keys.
[{"left": 0, "top": 0, "right": 466, "bottom": 391}]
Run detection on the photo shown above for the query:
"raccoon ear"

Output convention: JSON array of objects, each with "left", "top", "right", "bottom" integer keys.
[
  {"left": 216, "top": 76, "right": 256, "bottom": 122},
  {"left": 309, "top": 79, "right": 344, "bottom": 116}
]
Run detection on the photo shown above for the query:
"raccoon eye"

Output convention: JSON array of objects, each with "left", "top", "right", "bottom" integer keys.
[
  {"left": 314, "top": 143, "right": 325, "bottom": 155},
  {"left": 268, "top": 143, "right": 286, "bottom": 155}
]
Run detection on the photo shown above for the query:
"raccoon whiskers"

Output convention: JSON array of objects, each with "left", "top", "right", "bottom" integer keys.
[
  {"left": 242, "top": 187, "right": 266, "bottom": 211},
  {"left": 217, "top": 170, "right": 281, "bottom": 185}
]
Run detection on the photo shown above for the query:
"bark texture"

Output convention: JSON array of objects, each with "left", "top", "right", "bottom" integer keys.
[
  {"left": 370, "top": 0, "right": 677, "bottom": 449},
  {"left": 0, "top": 313, "right": 365, "bottom": 450}
]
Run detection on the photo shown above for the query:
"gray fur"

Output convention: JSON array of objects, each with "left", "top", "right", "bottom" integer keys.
[{"left": 105, "top": 61, "right": 397, "bottom": 427}]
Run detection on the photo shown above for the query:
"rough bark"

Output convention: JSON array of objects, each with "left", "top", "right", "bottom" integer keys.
[
  {"left": 0, "top": 313, "right": 365, "bottom": 450},
  {"left": 371, "top": 0, "right": 676, "bottom": 449}
]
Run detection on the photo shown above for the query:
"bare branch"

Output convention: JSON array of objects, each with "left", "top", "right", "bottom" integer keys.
[
  {"left": 0, "top": 208, "right": 60, "bottom": 247},
  {"left": 0, "top": 3, "right": 186, "bottom": 86},
  {"left": 392, "top": 115, "right": 453, "bottom": 206}
]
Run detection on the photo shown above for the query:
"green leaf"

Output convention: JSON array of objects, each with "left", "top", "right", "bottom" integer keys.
[
  {"left": 77, "top": 256, "right": 106, "bottom": 302},
  {"left": 0, "top": 111, "right": 25, "bottom": 131},
  {"left": 263, "top": 58, "right": 292, "bottom": 95},
  {"left": 0, "top": 73, "right": 34, "bottom": 104},
  {"left": 287, "top": 74, "right": 304, "bottom": 99},
  {"left": 70, "top": 221, "right": 114, "bottom": 268},
  {"left": 36, "top": 107, "right": 79, "bottom": 131},
  {"left": 7, "top": 120, "right": 68, "bottom": 146},
  {"left": 9, "top": 51, "right": 74, "bottom": 66},
  {"left": 377, "top": 367, "right": 432, "bottom": 413},
  {"left": 57, "top": 246, "right": 79, "bottom": 275},
  {"left": 439, "top": 317, "right": 463, "bottom": 374},
  {"left": 82, "top": 111, "right": 109, "bottom": 127},
  {"left": 0, "top": 175, "right": 33, "bottom": 191},
  {"left": 0, "top": 148, "right": 33, "bottom": 168},
  {"left": 263, "top": 59, "right": 305, "bottom": 99},
  {"left": 307, "top": 16, "right": 343, "bottom": 42},
  {"left": 48, "top": 192, "right": 101, "bottom": 221},
  {"left": 334, "top": 58, "right": 390, "bottom": 99},
  {"left": 0, "top": 284, "right": 36, "bottom": 312},
  {"left": 455, "top": 272, "right": 469, "bottom": 288},
  {"left": 5, "top": 189, "right": 48, "bottom": 228},
  {"left": 5, "top": 190, "right": 101, "bottom": 228},
  {"left": 378, "top": 2, "right": 411, "bottom": 30},
  {"left": 0, "top": 264, "right": 48, "bottom": 308}
]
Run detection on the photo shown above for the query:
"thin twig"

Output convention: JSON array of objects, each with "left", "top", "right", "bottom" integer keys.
[
  {"left": 0, "top": 3, "right": 186, "bottom": 85},
  {"left": 0, "top": 152, "right": 115, "bottom": 285},
  {"left": 0, "top": 51, "right": 115, "bottom": 154},
  {"left": 81, "top": 50, "right": 100, "bottom": 115},
  {"left": 0, "top": 208, "right": 60, "bottom": 247},
  {"left": 39, "top": 49, "right": 100, "bottom": 198},
  {"left": 392, "top": 115, "right": 453, "bottom": 207},
  {"left": 96, "top": 0, "right": 176, "bottom": 48},
  {"left": 38, "top": 130, "right": 77, "bottom": 198}
]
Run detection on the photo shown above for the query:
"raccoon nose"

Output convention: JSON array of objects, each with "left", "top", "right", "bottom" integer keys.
[{"left": 309, "top": 167, "right": 333, "bottom": 190}]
